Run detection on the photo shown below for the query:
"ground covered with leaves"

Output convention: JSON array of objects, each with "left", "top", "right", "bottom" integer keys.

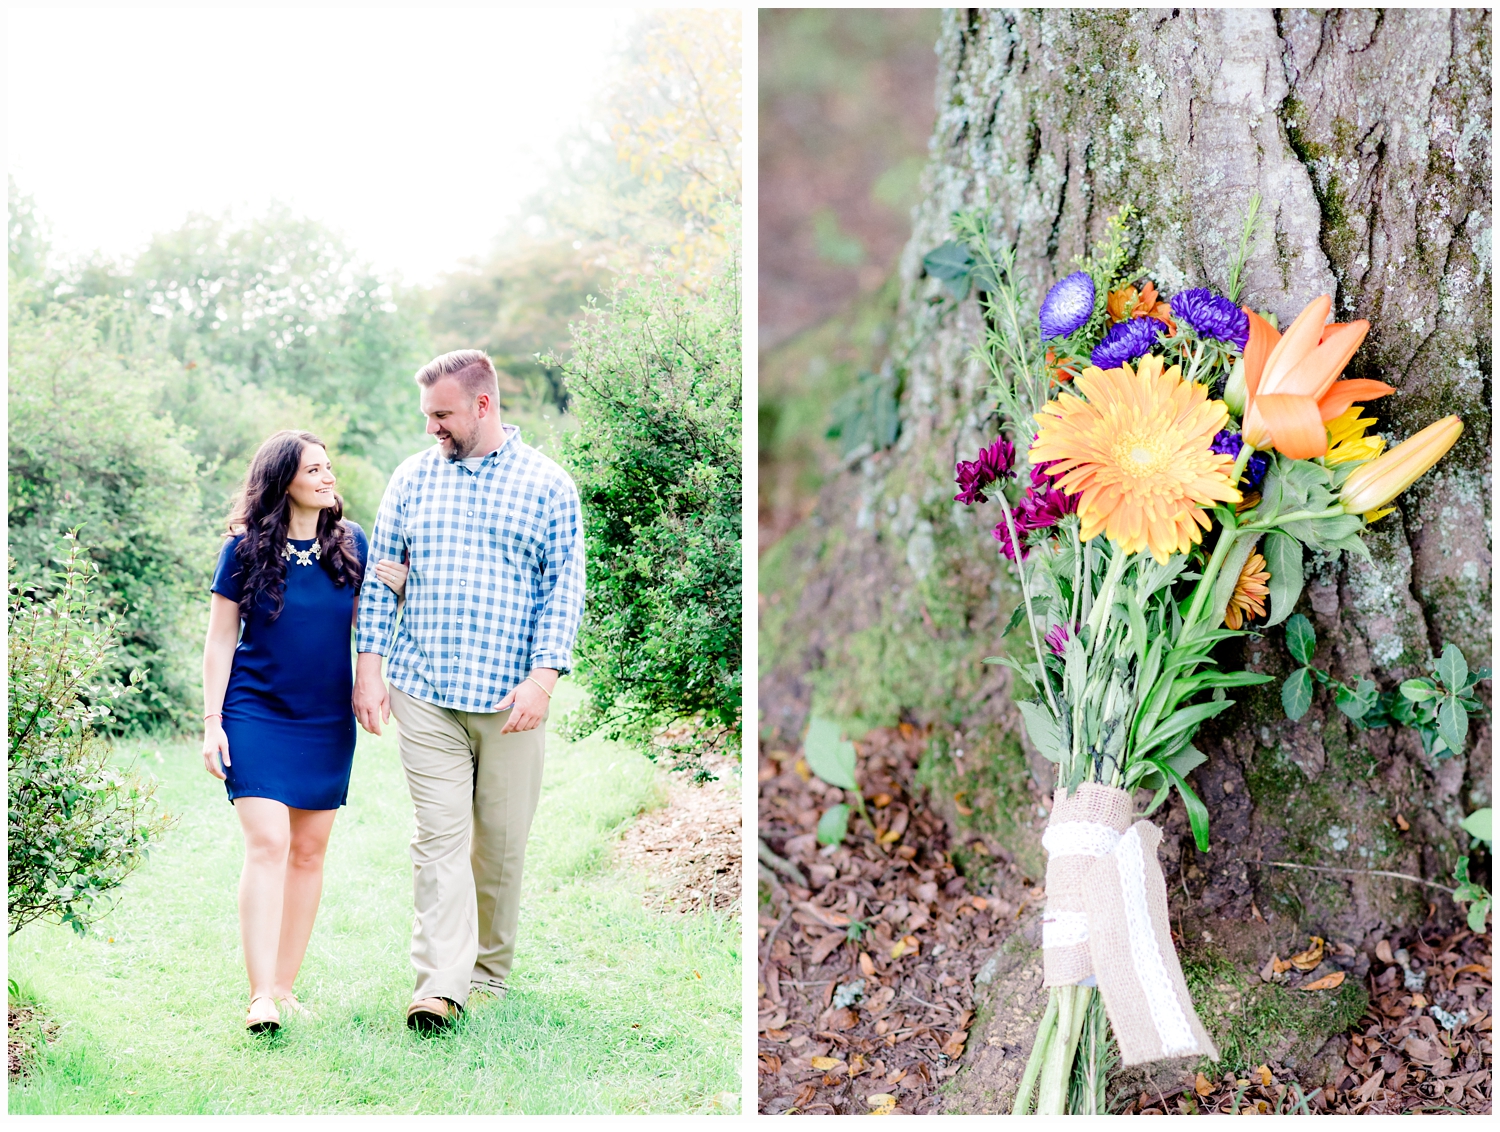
[
  {"left": 757, "top": 724, "right": 1039, "bottom": 1115},
  {"left": 1127, "top": 923, "right": 1492, "bottom": 1115},
  {"left": 616, "top": 751, "right": 741, "bottom": 916},
  {"left": 759, "top": 724, "right": 1492, "bottom": 1116}
]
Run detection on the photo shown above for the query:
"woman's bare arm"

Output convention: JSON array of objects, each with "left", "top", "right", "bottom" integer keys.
[{"left": 202, "top": 594, "right": 240, "bottom": 779}]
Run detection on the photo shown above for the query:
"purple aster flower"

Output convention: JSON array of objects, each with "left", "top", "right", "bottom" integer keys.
[
  {"left": 992, "top": 464, "right": 1079, "bottom": 559},
  {"left": 1038, "top": 272, "right": 1095, "bottom": 340},
  {"left": 1090, "top": 317, "right": 1166, "bottom": 370},
  {"left": 1210, "top": 429, "right": 1268, "bottom": 491},
  {"left": 1170, "top": 288, "right": 1249, "bottom": 349},
  {"left": 953, "top": 436, "right": 1016, "bottom": 505},
  {"left": 1044, "top": 623, "right": 1074, "bottom": 656}
]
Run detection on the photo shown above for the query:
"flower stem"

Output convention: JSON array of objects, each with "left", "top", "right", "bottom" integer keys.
[
  {"left": 1012, "top": 990, "right": 1059, "bottom": 1115},
  {"left": 996, "top": 489, "right": 1062, "bottom": 719},
  {"left": 1182, "top": 443, "right": 1254, "bottom": 633}
]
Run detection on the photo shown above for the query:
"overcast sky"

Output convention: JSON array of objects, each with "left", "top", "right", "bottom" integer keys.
[{"left": 7, "top": 8, "right": 629, "bottom": 283}]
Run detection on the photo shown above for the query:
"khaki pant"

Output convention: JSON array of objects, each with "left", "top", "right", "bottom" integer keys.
[{"left": 389, "top": 685, "right": 546, "bottom": 1005}]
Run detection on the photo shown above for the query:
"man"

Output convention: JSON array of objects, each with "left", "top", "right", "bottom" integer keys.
[{"left": 354, "top": 349, "right": 584, "bottom": 1031}]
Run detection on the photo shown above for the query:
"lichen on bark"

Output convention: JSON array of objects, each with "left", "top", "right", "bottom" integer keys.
[{"left": 760, "top": 7, "right": 1490, "bottom": 1103}]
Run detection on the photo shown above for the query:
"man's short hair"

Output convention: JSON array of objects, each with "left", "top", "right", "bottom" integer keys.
[{"left": 414, "top": 349, "right": 500, "bottom": 401}]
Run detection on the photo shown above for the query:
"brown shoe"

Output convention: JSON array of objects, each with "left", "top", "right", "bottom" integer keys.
[
  {"left": 406, "top": 996, "right": 462, "bottom": 1033},
  {"left": 246, "top": 995, "right": 281, "bottom": 1034}
]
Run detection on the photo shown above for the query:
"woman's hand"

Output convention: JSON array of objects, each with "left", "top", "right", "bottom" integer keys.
[
  {"left": 373, "top": 558, "right": 410, "bottom": 600},
  {"left": 203, "top": 719, "right": 231, "bottom": 780}
]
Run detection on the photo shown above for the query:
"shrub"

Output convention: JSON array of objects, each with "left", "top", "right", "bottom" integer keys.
[
  {"left": 8, "top": 537, "right": 174, "bottom": 936},
  {"left": 554, "top": 256, "right": 742, "bottom": 774}
]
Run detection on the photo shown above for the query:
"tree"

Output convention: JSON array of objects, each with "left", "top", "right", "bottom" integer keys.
[
  {"left": 8, "top": 294, "right": 212, "bottom": 730},
  {"left": 761, "top": 8, "right": 1489, "bottom": 1099},
  {"left": 556, "top": 253, "right": 742, "bottom": 774}
]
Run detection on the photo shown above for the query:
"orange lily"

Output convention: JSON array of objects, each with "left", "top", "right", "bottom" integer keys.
[
  {"left": 1239, "top": 295, "right": 1393, "bottom": 460},
  {"left": 1339, "top": 415, "right": 1463, "bottom": 517}
]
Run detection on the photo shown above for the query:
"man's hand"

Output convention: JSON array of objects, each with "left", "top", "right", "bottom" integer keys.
[
  {"left": 495, "top": 668, "right": 558, "bottom": 733},
  {"left": 353, "top": 652, "right": 391, "bottom": 735}
]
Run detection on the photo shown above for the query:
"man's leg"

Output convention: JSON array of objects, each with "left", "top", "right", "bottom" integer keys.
[
  {"left": 389, "top": 686, "right": 480, "bottom": 1006},
  {"left": 466, "top": 704, "right": 547, "bottom": 992}
]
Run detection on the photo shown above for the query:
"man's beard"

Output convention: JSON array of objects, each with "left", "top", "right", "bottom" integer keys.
[{"left": 439, "top": 428, "right": 478, "bottom": 459}]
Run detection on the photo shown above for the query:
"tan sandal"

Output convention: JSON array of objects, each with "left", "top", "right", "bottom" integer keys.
[
  {"left": 277, "top": 993, "right": 318, "bottom": 1020},
  {"left": 246, "top": 995, "right": 281, "bottom": 1033}
]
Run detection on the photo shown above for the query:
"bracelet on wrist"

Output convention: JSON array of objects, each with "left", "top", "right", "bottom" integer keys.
[{"left": 524, "top": 676, "right": 553, "bottom": 700}]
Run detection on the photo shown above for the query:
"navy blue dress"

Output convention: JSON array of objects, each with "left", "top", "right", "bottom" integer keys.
[{"left": 211, "top": 524, "right": 368, "bottom": 810}]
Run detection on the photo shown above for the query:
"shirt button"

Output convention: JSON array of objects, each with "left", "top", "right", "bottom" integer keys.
[
  {"left": 459, "top": 580, "right": 466, "bottom": 586},
  {"left": 467, "top": 510, "right": 474, "bottom": 516}
]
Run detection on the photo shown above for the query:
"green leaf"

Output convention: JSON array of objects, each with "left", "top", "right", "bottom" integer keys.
[
  {"left": 1136, "top": 699, "right": 1235, "bottom": 758},
  {"left": 1285, "top": 613, "right": 1316, "bottom": 666},
  {"left": 1460, "top": 807, "right": 1492, "bottom": 846},
  {"left": 1017, "top": 701, "right": 1066, "bottom": 764},
  {"left": 923, "top": 242, "right": 973, "bottom": 299},
  {"left": 1400, "top": 679, "right": 1439, "bottom": 703},
  {"left": 1282, "top": 667, "right": 1314, "bottom": 721},
  {"left": 803, "top": 716, "right": 858, "bottom": 791},
  {"left": 1334, "top": 678, "right": 1378, "bottom": 722},
  {"left": 1209, "top": 530, "right": 1261, "bottom": 630},
  {"left": 816, "top": 803, "right": 850, "bottom": 846},
  {"left": 1467, "top": 898, "right": 1491, "bottom": 934},
  {"left": 1263, "top": 532, "right": 1303, "bottom": 627},
  {"left": 1436, "top": 696, "right": 1469, "bottom": 758},
  {"left": 1161, "top": 744, "right": 1208, "bottom": 779},
  {"left": 1001, "top": 601, "right": 1028, "bottom": 638},
  {"left": 1436, "top": 643, "right": 1469, "bottom": 692},
  {"left": 1147, "top": 756, "right": 1212, "bottom": 852}
]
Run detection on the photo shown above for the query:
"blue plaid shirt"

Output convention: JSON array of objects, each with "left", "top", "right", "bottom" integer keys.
[{"left": 355, "top": 425, "right": 585, "bottom": 713}]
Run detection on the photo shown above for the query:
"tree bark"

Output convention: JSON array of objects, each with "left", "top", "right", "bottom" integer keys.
[{"left": 761, "top": 7, "right": 1489, "bottom": 1098}]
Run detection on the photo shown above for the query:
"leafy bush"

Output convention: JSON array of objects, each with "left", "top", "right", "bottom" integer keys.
[
  {"left": 8, "top": 537, "right": 174, "bottom": 936},
  {"left": 554, "top": 256, "right": 742, "bottom": 772},
  {"left": 8, "top": 294, "right": 213, "bottom": 730}
]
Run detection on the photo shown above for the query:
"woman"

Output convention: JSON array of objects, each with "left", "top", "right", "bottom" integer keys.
[{"left": 201, "top": 430, "right": 405, "bottom": 1032}]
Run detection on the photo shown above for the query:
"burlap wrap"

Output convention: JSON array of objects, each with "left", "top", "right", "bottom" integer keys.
[{"left": 1040, "top": 784, "right": 1218, "bottom": 1066}]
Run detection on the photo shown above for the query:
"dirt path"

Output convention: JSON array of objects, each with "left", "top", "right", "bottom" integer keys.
[{"left": 616, "top": 753, "right": 741, "bottom": 916}]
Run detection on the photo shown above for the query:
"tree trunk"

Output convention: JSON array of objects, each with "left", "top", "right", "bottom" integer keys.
[{"left": 761, "top": 7, "right": 1489, "bottom": 1101}]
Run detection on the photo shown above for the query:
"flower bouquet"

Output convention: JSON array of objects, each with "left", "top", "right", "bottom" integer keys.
[{"left": 936, "top": 202, "right": 1464, "bottom": 1114}]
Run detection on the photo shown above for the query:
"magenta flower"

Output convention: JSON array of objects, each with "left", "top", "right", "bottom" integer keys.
[
  {"left": 992, "top": 463, "right": 1079, "bottom": 560},
  {"left": 1044, "top": 623, "right": 1074, "bottom": 656},
  {"left": 954, "top": 436, "right": 1016, "bottom": 505}
]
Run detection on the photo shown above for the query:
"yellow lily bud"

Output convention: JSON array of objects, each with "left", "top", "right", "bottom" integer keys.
[{"left": 1339, "top": 415, "right": 1463, "bottom": 515}]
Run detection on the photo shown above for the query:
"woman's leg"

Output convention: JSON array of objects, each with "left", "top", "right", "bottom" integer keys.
[
  {"left": 273, "top": 807, "right": 338, "bottom": 997},
  {"left": 234, "top": 797, "right": 292, "bottom": 1001}
]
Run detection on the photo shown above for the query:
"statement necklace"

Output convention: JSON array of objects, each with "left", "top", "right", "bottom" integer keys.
[{"left": 282, "top": 539, "right": 321, "bottom": 567}]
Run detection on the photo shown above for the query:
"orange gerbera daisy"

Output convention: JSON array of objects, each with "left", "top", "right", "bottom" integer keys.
[
  {"left": 1224, "top": 551, "right": 1270, "bottom": 630},
  {"left": 1031, "top": 355, "right": 1241, "bottom": 564}
]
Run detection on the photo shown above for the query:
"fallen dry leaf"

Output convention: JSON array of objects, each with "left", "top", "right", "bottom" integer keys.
[
  {"left": 878, "top": 828, "right": 902, "bottom": 845},
  {"left": 1301, "top": 971, "right": 1346, "bottom": 991},
  {"left": 1195, "top": 1072, "right": 1215, "bottom": 1097},
  {"left": 809, "top": 931, "right": 847, "bottom": 965},
  {"left": 848, "top": 1054, "right": 867, "bottom": 1078},
  {"left": 941, "top": 1030, "right": 968, "bottom": 1058},
  {"left": 1256, "top": 1064, "right": 1272, "bottom": 1087},
  {"left": 810, "top": 1056, "right": 845, "bottom": 1071},
  {"left": 872, "top": 793, "right": 892, "bottom": 808},
  {"left": 1396, "top": 813, "right": 1410, "bottom": 831},
  {"left": 1376, "top": 939, "right": 1394, "bottom": 964},
  {"left": 866, "top": 1093, "right": 898, "bottom": 1115},
  {"left": 953, "top": 792, "right": 974, "bottom": 817},
  {"left": 859, "top": 952, "right": 876, "bottom": 977},
  {"left": 971, "top": 896, "right": 988, "bottom": 911},
  {"left": 1290, "top": 936, "right": 1326, "bottom": 971},
  {"left": 793, "top": 759, "right": 812, "bottom": 782}
]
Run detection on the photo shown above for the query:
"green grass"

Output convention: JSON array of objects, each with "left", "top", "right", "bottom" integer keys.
[{"left": 8, "top": 679, "right": 741, "bottom": 1114}]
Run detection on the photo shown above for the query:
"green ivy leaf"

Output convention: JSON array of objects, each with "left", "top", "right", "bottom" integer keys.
[
  {"left": 804, "top": 716, "right": 858, "bottom": 791},
  {"left": 1436, "top": 642, "right": 1469, "bottom": 692},
  {"left": 1436, "top": 696, "right": 1469, "bottom": 758},
  {"left": 922, "top": 242, "right": 973, "bottom": 299},
  {"left": 1460, "top": 807, "right": 1492, "bottom": 846},
  {"left": 1263, "top": 531, "right": 1303, "bottom": 627},
  {"left": 1400, "top": 678, "right": 1439, "bottom": 703},
  {"left": 1467, "top": 898, "right": 1490, "bottom": 934},
  {"left": 1281, "top": 667, "right": 1314, "bottom": 721},
  {"left": 817, "top": 803, "right": 850, "bottom": 846},
  {"left": 1285, "top": 613, "right": 1316, "bottom": 666},
  {"left": 1335, "top": 677, "right": 1378, "bottom": 723}
]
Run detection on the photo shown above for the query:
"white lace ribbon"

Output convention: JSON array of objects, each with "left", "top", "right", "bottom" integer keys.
[
  {"left": 1041, "top": 820, "right": 1123, "bottom": 858},
  {"left": 1114, "top": 823, "right": 1197, "bottom": 1056},
  {"left": 1041, "top": 910, "right": 1090, "bottom": 948}
]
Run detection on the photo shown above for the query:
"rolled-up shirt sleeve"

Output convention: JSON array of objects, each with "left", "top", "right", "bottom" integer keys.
[
  {"left": 354, "top": 469, "right": 407, "bottom": 656},
  {"left": 530, "top": 480, "right": 585, "bottom": 673}
]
